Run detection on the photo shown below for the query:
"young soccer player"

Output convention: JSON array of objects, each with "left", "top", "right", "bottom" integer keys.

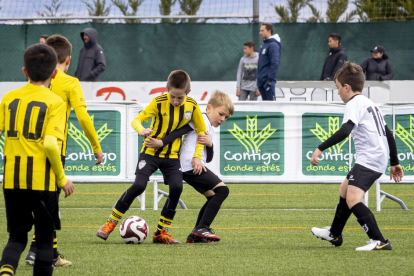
[
  {"left": 145, "top": 90, "right": 234, "bottom": 243},
  {"left": 96, "top": 70, "right": 207, "bottom": 244},
  {"left": 24, "top": 35, "right": 104, "bottom": 267},
  {"left": 310, "top": 61, "right": 403, "bottom": 251},
  {"left": 0, "top": 44, "right": 74, "bottom": 276}
]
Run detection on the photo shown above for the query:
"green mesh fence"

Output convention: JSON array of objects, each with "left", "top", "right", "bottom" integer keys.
[{"left": 0, "top": 22, "right": 413, "bottom": 82}]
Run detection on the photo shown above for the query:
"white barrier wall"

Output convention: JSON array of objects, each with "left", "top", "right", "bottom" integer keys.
[
  {"left": 2, "top": 101, "right": 413, "bottom": 184},
  {"left": 1, "top": 81, "right": 414, "bottom": 103}
]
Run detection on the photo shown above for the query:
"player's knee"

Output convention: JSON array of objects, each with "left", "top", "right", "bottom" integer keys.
[
  {"left": 9, "top": 231, "right": 28, "bottom": 245},
  {"left": 214, "top": 185, "right": 229, "bottom": 199},
  {"left": 168, "top": 185, "right": 183, "bottom": 198}
]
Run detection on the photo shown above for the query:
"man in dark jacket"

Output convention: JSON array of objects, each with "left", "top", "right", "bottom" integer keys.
[
  {"left": 75, "top": 28, "right": 106, "bottom": 81},
  {"left": 320, "top": 33, "right": 347, "bottom": 81},
  {"left": 257, "top": 23, "right": 282, "bottom": 101}
]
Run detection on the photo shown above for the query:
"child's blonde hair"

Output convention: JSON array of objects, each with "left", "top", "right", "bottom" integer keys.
[{"left": 208, "top": 90, "right": 234, "bottom": 115}]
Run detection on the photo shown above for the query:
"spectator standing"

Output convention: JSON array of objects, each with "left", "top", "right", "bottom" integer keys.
[
  {"left": 257, "top": 23, "right": 282, "bottom": 101},
  {"left": 320, "top": 33, "right": 347, "bottom": 81},
  {"left": 75, "top": 28, "right": 106, "bottom": 81},
  {"left": 360, "top": 45, "right": 394, "bottom": 81},
  {"left": 236, "top": 41, "right": 260, "bottom": 101},
  {"left": 39, "top": 35, "right": 49, "bottom": 44}
]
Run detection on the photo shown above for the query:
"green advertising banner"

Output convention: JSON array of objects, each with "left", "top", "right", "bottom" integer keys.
[
  {"left": 65, "top": 110, "right": 121, "bottom": 176},
  {"left": 220, "top": 111, "right": 284, "bottom": 176},
  {"left": 302, "top": 113, "right": 353, "bottom": 176},
  {"left": 385, "top": 114, "right": 414, "bottom": 175}
]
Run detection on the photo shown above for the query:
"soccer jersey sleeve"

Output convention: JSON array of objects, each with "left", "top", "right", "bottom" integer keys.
[
  {"left": 45, "top": 100, "right": 66, "bottom": 141},
  {"left": 343, "top": 98, "right": 362, "bottom": 127},
  {"left": 191, "top": 104, "right": 207, "bottom": 159},
  {"left": 69, "top": 78, "right": 87, "bottom": 110},
  {"left": 0, "top": 98, "right": 5, "bottom": 132},
  {"left": 132, "top": 98, "right": 158, "bottom": 134},
  {"left": 74, "top": 106, "right": 102, "bottom": 153}
]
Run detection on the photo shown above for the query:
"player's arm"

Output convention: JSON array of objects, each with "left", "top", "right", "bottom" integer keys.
[
  {"left": 44, "top": 101, "right": 74, "bottom": 197},
  {"left": 44, "top": 135, "right": 73, "bottom": 197},
  {"left": 311, "top": 120, "right": 355, "bottom": 165},
  {"left": 191, "top": 104, "right": 207, "bottom": 174},
  {"left": 385, "top": 125, "right": 403, "bottom": 182},
  {"left": 74, "top": 106, "right": 103, "bottom": 164},
  {"left": 131, "top": 99, "right": 157, "bottom": 137},
  {"left": 236, "top": 58, "right": 243, "bottom": 96},
  {"left": 145, "top": 124, "right": 193, "bottom": 150},
  {"left": 206, "top": 144, "right": 214, "bottom": 163}
]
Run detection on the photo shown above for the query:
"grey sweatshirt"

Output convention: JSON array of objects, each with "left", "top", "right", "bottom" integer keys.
[{"left": 236, "top": 52, "right": 259, "bottom": 92}]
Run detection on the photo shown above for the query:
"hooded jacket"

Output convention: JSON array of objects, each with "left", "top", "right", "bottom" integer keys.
[
  {"left": 237, "top": 52, "right": 259, "bottom": 92},
  {"left": 320, "top": 45, "right": 347, "bottom": 81},
  {"left": 257, "top": 34, "right": 282, "bottom": 87},
  {"left": 360, "top": 57, "right": 394, "bottom": 81},
  {"left": 75, "top": 28, "right": 106, "bottom": 81}
]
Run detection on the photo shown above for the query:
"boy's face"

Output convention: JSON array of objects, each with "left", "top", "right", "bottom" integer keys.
[
  {"left": 169, "top": 87, "right": 187, "bottom": 107},
  {"left": 206, "top": 104, "right": 230, "bottom": 127},
  {"left": 243, "top": 46, "right": 253, "bottom": 56},
  {"left": 335, "top": 79, "right": 351, "bottom": 103}
]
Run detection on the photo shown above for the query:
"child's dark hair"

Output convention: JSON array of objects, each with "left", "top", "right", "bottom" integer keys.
[
  {"left": 46, "top": 35, "right": 72, "bottom": 63},
  {"left": 334, "top": 61, "right": 365, "bottom": 92},
  {"left": 167, "top": 70, "right": 191, "bottom": 93},
  {"left": 24, "top": 44, "right": 57, "bottom": 82},
  {"left": 244, "top": 41, "right": 255, "bottom": 49}
]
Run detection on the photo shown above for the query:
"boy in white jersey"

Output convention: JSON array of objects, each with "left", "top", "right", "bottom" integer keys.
[
  {"left": 310, "top": 61, "right": 403, "bottom": 251},
  {"left": 145, "top": 90, "right": 234, "bottom": 242}
]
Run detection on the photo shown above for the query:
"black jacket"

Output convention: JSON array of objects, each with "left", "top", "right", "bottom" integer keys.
[
  {"left": 360, "top": 57, "right": 394, "bottom": 81},
  {"left": 320, "top": 45, "right": 347, "bottom": 81},
  {"left": 75, "top": 28, "right": 106, "bottom": 81}
]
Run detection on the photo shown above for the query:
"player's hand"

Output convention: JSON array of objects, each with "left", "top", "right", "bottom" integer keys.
[
  {"left": 256, "top": 91, "right": 261, "bottom": 96},
  {"left": 140, "top": 128, "right": 153, "bottom": 138},
  {"left": 61, "top": 179, "right": 74, "bottom": 198},
  {"left": 236, "top": 90, "right": 241, "bottom": 97},
  {"left": 198, "top": 132, "right": 212, "bottom": 147},
  {"left": 94, "top": 151, "right": 104, "bottom": 165},
  {"left": 145, "top": 137, "right": 163, "bottom": 153},
  {"left": 192, "top": 158, "right": 206, "bottom": 175},
  {"left": 390, "top": 164, "right": 404, "bottom": 183},
  {"left": 310, "top": 148, "right": 323, "bottom": 166}
]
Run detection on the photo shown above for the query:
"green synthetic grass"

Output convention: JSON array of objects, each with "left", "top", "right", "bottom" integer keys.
[{"left": 1, "top": 183, "right": 413, "bottom": 276}]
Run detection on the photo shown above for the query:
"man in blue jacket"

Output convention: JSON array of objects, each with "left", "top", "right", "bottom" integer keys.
[
  {"left": 257, "top": 23, "right": 282, "bottom": 101},
  {"left": 75, "top": 28, "right": 106, "bottom": 81}
]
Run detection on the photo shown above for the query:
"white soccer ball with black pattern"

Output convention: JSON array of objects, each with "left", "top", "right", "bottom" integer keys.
[{"left": 119, "top": 216, "right": 149, "bottom": 244}]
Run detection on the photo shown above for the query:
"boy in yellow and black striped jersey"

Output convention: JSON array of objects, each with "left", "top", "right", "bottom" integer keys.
[
  {"left": 97, "top": 70, "right": 207, "bottom": 244},
  {"left": 24, "top": 34, "right": 104, "bottom": 267},
  {"left": 0, "top": 44, "right": 74, "bottom": 276}
]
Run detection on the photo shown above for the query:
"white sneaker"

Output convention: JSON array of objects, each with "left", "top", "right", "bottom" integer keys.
[
  {"left": 311, "top": 226, "right": 343, "bottom": 247},
  {"left": 355, "top": 239, "right": 392, "bottom": 251}
]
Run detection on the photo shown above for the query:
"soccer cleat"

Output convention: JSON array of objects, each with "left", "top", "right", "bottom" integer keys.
[
  {"left": 25, "top": 251, "right": 36, "bottom": 266},
  {"left": 311, "top": 226, "right": 343, "bottom": 247},
  {"left": 192, "top": 227, "right": 220, "bottom": 242},
  {"left": 96, "top": 220, "right": 117, "bottom": 240},
  {"left": 355, "top": 239, "right": 392, "bottom": 251},
  {"left": 53, "top": 254, "right": 72, "bottom": 267},
  {"left": 153, "top": 229, "right": 182, "bottom": 244},
  {"left": 186, "top": 233, "right": 216, "bottom": 243}
]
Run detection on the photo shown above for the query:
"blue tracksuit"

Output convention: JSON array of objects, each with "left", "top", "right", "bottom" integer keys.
[{"left": 257, "top": 34, "right": 282, "bottom": 101}]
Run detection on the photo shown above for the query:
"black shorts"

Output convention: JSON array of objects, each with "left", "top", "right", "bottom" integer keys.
[
  {"left": 346, "top": 164, "right": 382, "bottom": 192},
  {"left": 183, "top": 168, "right": 222, "bottom": 194},
  {"left": 135, "top": 153, "right": 182, "bottom": 184},
  {"left": 3, "top": 189, "right": 59, "bottom": 233}
]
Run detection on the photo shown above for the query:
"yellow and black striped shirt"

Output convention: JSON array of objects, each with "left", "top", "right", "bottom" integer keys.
[
  {"left": 136, "top": 94, "right": 206, "bottom": 159},
  {"left": 0, "top": 83, "right": 66, "bottom": 191}
]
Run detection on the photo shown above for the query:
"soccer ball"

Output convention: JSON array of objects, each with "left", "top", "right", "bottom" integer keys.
[{"left": 119, "top": 216, "right": 149, "bottom": 244}]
